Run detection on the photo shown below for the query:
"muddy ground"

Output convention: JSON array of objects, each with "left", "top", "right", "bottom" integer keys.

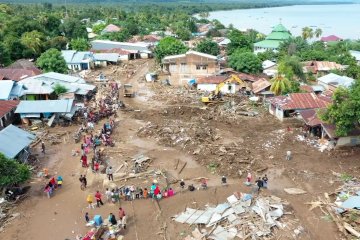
[{"left": 0, "top": 59, "right": 359, "bottom": 240}]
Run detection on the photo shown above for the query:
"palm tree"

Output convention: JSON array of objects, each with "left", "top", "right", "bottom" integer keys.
[
  {"left": 314, "top": 28, "right": 323, "bottom": 38},
  {"left": 301, "top": 27, "right": 314, "bottom": 40},
  {"left": 270, "top": 75, "right": 291, "bottom": 95},
  {"left": 20, "top": 31, "right": 44, "bottom": 56}
]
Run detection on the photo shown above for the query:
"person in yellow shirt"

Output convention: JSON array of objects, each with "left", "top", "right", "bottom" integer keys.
[{"left": 87, "top": 194, "right": 94, "bottom": 209}]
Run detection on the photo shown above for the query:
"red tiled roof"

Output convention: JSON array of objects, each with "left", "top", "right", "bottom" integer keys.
[
  {"left": 0, "top": 69, "right": 41, "bottom": 81},
  {"left": 197, "top": 75, "right": 228, "bottom": 84},
  {"left": 320, "top": 35, "right": 342, "bottom": 42},
  {"left": 268, "top": 93, "right": 330, "bottom": 110},
  {"left": 0, "top": 100, "right": 20, "bottom": 118}
]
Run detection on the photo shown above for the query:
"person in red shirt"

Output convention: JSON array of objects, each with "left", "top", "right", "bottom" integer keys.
[
  {"left": 81, "top": 154, "right": 88, "bottom": 168},
  {"left": 95, "top": 190, "right": 104, "bottom": 207}
]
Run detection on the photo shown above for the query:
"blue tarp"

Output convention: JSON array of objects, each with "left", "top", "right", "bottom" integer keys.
[{"left": 342, "top": 196, "right": 360, "bottom": 209}]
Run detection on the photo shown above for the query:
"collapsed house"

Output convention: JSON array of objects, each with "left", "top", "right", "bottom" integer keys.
[
  {"left": 173, "top": 193, "right": 287, "bottom": 240},
  {"left": 0, "top": 124, "right": 36, "bottom": 162}
]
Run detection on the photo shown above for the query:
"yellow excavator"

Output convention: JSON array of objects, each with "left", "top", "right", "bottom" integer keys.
[{"left": 201, "top": 74, "right": 245, "bottom": 104}]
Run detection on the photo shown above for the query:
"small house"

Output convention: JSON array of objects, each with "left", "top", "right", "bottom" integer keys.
[
  {"left": 251, "top": 79, "right": 272, "bottom": 95},
  {"left": 0, "top": 124, "right": 36, "bottom": 162},
  {"left": 101, "top": 24, "right": 121, "bottom": 35},
  {"left": 349, "top": 50, "right": 360, "bottom": 65},
  {"left": 15, "top": 99, "right": 76, "bottom": 124},
  {"left": 267, "top": 93, "right": 330, "bottom": 121},
  {"left": 20, "top": 72, "right": 96, "bottom": 101},
  {"left": 0, "top": 100, "right": 20, "bottom": 129},
  {"left": 91, "top": 40, "right": 152, "bottom": 59},
  {"left": 93, "top": 53, "right": 120, "bottom": 67},
  {"left": 262, "top": 60, "right": 278, "bottom": 77},
  {"left": 196, "top": 75, "right": 236, "bottom": 94},
  {"left": 162, "top": 50, "right": 220, "bottom": 85},
  {"left": 320, "top": 35, "right": 342, "bottom": 44},
  {"left": 303, "top": 61, "right": 345, "bottom": 76},
  {"left": 61, "top": 50, "right": 94, "bottom": 71},
  {"left": 317, "top": 73, "right": 354, "bottom": 91}
]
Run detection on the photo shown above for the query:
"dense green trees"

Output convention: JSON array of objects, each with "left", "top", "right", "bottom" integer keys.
[
  {"left": 0, "top": 43, "right": 11, "bottom": 67},
  {"left": 36, "top": 48, "right": 68, "bottom": 73},
  {"left": 195, "top": 39, "right": 220, "bottom": 56},
  {"left": 321, "top": 80, "right": 360, "bottom": 136},
  {"left": 154, "top": 37, "right": 188, "bottom": 62},
  {"left": 228, "top": 51, "right": 262, "bottom": 74},
  {"left": 0, "top": 153, "right": 31, "bottom": 188},
  {"left": 70, "top": 38, "right": 91, "bottom": 51},
  {"left": 227, "top": 29, "right": 252, "bottom": 56}
]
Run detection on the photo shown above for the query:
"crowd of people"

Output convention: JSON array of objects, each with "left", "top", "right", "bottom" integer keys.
[{"left": 44, "top": 176, "right": 63, "bottom": 198}]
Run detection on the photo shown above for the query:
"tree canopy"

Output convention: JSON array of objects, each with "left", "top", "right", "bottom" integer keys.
[
  {"left": 0, "top": 153, "right": 31, "bottom": 188},
  {"left": 69, "top": 38, "right": 90, "bottom": 51},
  {"left": 195, "top": 39, "right": 220, "bottom": 56},
  {"left": 228, "top": 50, "right": 262, "bottom": 74},
  {"left": 321, "top": 80, "right": 360, "bottom": 136},
  {"left": 154, "top": 37, "right": 188, "bottom": 62},
  {"left": 36, "top": 48, "right": 68, "bottom": 74}
]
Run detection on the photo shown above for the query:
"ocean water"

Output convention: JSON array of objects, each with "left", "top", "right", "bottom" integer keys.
[{"left": 208, "top": 4, "right": 360, "bottom": 40}]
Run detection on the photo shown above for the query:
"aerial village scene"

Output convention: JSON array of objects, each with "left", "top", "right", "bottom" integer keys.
[{"left": 0, "top": 1, "right": 359, "bottom": 240}]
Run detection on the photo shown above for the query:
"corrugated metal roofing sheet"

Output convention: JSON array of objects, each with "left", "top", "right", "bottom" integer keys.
[
  {"left": 0, "top": 100, "right": 20, "bottom": 118},
  {"left": 318, "top": 73, "right": 354, "bottom": 88},
  {"left": 0, "top": 68, "right": 41, "bottom": 81},
  {"left": 15, "top": 99, "right": 74, "bottom": 114},
  {"left": 93, "top": 53, "right": 119, "bottom": 62},
  {"left": 268, "top": 93, "right": 330, "bottom": 110},
  {"left": 252, "top": 79, "right": 271, "bottom": 94},
  {"left": 0, "top": 80, "right": 14, "bottom": 100},
  {"left": 91, "top": 40, "right": 150, "bottom": 52},
  {"left": 0, "top": 124, "right": 36, "bottom": 158}
]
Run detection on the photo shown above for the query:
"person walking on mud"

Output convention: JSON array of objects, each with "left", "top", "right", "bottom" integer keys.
[
  {"left": 286, "top": 150, "right": 292, "bottom": 161},
  {"left": 95, "top": 190, "right": 104, "bottom": 207},
  {"left": 255, "top": 177, "right": 263, "bottom": 193},
  {"left": 41, "top": 141, "right": 45, "bottom": 154},
  {"left": 106, "top": 166, "right": 114, "bottom": 181}
]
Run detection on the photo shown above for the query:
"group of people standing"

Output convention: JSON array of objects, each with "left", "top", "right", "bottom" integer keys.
[{"left": 245, "top": 172, "right": 269, "bottom": 193}]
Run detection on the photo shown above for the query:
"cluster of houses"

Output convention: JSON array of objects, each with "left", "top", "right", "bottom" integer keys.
[
  {"left": 160, "top": 23, "right": 359, "bottom": 147},
  {"left": 0, "top": 58, "right": 100, "bottom": 161}
]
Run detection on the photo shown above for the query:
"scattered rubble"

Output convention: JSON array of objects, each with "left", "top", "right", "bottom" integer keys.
[
  {"left": 173, "top": 193, "right": 296, "bottom": 240},
  {"left": 307, "top": 177, "right": 360, "bottom": 239}
]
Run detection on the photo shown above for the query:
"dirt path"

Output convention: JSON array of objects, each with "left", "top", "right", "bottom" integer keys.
[{"left": 1, "top": 59, "right": 359, "bottom": 240}]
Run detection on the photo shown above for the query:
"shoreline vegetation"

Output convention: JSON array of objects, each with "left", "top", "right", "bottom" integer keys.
[{"left": 0, "top": 1, "right": 355, "bottom": 14}]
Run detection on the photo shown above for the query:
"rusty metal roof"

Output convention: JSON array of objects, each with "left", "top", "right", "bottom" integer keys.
[
  {"left": 197, "top": 75, "right": 228, "bottom": 84},
  {"left": 268, "top": 93, "right": 330, "bottom": 110},
  {"left": 252, "top": 79, "right": 271, "bottom": 94},
  {"left": 0, "top": 68, "right": 41, "bottom": 81},
  {"left": 0, "top": 100, "right": 19, "bottom": 118},
  {"left": 299, "top": 109, "right": 323, "bottom": 127}
]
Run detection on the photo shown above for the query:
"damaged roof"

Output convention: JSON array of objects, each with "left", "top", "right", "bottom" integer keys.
[
  {"left": 299, "top": 109, "right": 323, "bottom": 127},
  {"left": 0, "top": 100, "right": 20, "bottom": 118},
  {"left": 268, "top": 93, "right": 330, "bottom": 110},
  {"left": 252, "top": 79, "right": 272, "bottom": 94},
  {"left": 197, "top": 75, "right": 228, "bottom": 84}
]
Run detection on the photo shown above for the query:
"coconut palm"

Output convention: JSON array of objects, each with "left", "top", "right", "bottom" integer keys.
[
  {"left": 301, "top": 27, "right": 314, "bottom": 40},
  {"left": 270, "top": 75, "right": 291, "bottom": 95},
  {"left": 314, "top": 28, "right": 323, "bottom": 38},
  {"left": 20, "top": 30, "right": 45, "bottom": 56}
]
